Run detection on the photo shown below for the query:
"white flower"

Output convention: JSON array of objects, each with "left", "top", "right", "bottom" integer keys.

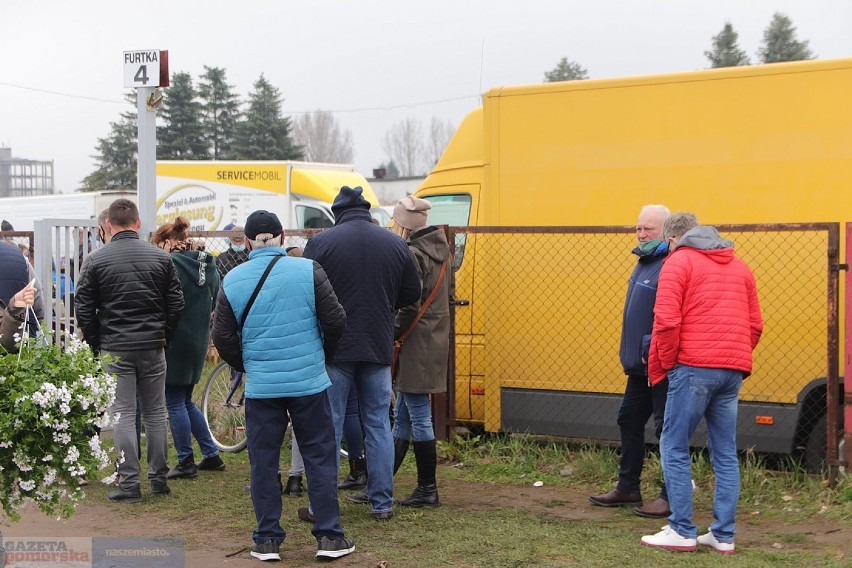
[
  {"left": 19, "top": 479, "right": 36, "bottom": 492},
  {"left": 64, "top": 446, "right": 80, "bottom": 464}
]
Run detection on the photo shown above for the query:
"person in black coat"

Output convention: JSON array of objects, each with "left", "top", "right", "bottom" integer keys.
[
  {"left": 75, "top": 199, "right": 185, "bottom": 503},
  {"left": 303, "top": 186, "right": 420, "bottom": 520}
]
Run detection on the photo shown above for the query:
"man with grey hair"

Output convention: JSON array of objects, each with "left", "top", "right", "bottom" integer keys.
[
  {"left": 591, "top": 204, "right": 672, "bottom": 518},
  {"left": 641, "top": 212, "right": 763, "bottom": 554},
  {"left": 212, "top": 209, "right": 354, "bottom": 561}
]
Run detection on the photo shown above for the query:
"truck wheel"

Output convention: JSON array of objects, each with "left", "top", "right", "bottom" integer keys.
[{"left": 805, "top": 414, "right": 845, "bottom": 474}]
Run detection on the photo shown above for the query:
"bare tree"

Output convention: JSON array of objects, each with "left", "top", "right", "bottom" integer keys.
[
  {"left": 381, "top": 118, "right": 425, "bottom": 176},
  {"left": 427, "top": 117, "right": 455, "bottom": 168},
  {"left": 292, "top": 110, "right": 355, "bottom": 163}
]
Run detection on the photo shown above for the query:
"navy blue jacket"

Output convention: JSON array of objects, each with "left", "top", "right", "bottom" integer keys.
[
  {"left": 303, "top": 208, "right": 420, "bottom": 364},
  {"left": 0, "top": 242, "right": 28, "bottom": 308},
  {"left": 619, "top": 242, "right": 667, "bottom": 376}
]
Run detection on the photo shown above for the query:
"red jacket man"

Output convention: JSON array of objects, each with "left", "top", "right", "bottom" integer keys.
[
  {"left": 642, "top": 214, "right": 763, "bottom": 555},
  {"left": 648, "top": 226, "right": 763, "bottom": 385}
]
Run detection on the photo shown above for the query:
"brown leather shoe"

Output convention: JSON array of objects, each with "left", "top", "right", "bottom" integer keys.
[
  {"left": 635, "top": 497, "right": 671, "bottom": 518},
  {"left": 297, "top": 506, "right": 315, "bottom": 523},
  {"left": 589, "top": 488, "right": 642, "bottom": 507}
]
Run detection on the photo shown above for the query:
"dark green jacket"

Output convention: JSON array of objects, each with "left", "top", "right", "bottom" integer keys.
[{"left": 166, "top": 250, "right": 220, "bottom": 385}]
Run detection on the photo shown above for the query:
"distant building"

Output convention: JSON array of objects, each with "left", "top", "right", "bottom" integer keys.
[
  {"left": 0, "top": 147, "right": 54, "bottom": 197},
  {"left": 369, "top": 169, "right": 425, "bottom": 205}
]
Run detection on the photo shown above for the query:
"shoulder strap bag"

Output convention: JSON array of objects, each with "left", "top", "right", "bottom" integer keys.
[
  {"left": 239, "top": 255, "right": 283, "bottom": 331},
  {"left": 392, "top": 260, "right": 448, "bottom": 379}
]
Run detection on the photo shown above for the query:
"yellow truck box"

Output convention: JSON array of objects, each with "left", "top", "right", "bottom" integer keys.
[{"left": 415, "top": 57, "right": 852, "bottom": 469}]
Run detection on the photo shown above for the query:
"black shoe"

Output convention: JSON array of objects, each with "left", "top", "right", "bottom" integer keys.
[
  {"left": 166, "top": 457, "right": 198, "bottom": 479},
  {"left": 316, "top": 536, "right": 355, "bottom": 559},
  {"left": 371, "top": 510, "right": 394, "bottom": 521},
  {"left": 346, "top": 491, "right": 370, "bottom": 504},
  {"left": 250, "top": 540, "right": 281, "bottom": 562},
  {"left": 338, "top": 457, "right": 368, "bottom": 490},
  {"left": 196, "top": 455, "right": 225, "bottom": 471},
  {"left": 283, "top": 475, "right": 303, "bottom": 496},
  {"left": 151, "top": 480, "right": 171, "bottom": 495},
  {"left": 338, "top": 470, "right": 367, "bottom": 490},
  {"left": 398, "top": 484, "right": 440, "bottom": 508},
  {"left": 107, "top": 486, "right": 142, "bottom": 503}
]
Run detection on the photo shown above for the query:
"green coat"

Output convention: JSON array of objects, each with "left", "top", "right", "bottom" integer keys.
[{"left": 166, "top": 250, "right": 220, "bottom": 386}]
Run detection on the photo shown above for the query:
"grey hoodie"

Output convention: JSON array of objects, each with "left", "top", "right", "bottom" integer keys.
[{"left": 677, "top": 226, "right": 733, "bottom": 251}]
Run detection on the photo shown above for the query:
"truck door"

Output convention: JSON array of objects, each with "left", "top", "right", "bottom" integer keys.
[{"left": 420, "top": 187, "right": 482, "bottom": 423}]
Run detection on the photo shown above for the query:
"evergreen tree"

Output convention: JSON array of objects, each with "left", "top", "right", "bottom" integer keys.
[
  {"left": 158, "top": 72, "right": 209, "bottom": 159},
  {"left": 757, "top": 12, "right": 815, "bottom": 63},
  {"left": 197, "top": 66, "right": 241, "bottom": 160},
  {"left": 81, "top": 94, "right": 138, "bottom": 191},
  {"left": 374, "top": 161, "right": 400, "bottom": 179},
  {"left": 384, "top": 161, "right": 400, "bottom": 179},
  {"left": 231, "top": 74, "right": 302, "bottom": 160},
  {"left": 543, "top": 57, "right": 588, "bottom": 82},
  {"left": 705, "top": 22, "right": 751, "bottom": 68}
]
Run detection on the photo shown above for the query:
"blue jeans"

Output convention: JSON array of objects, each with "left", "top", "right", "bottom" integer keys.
[
  {"left": 165, "top": 384, "right": 219, "bottom": 463},
  {"left": 616, "top": 375, "right": 668, "bottom": 500},
  {"left": 326, "top": 362, "right": 393, "bottom": 514},
  {"left": 245, "top": 391, "right": 343, "bottom": 544},
  {"left": 343, "top": 385, "right": 365, "bottom": 459},
  {"left": 392, "top": 392, "right": 435, "bottom": 442},
  {"left": 661, "top": 364, "right": 742, "bottom": 542}
]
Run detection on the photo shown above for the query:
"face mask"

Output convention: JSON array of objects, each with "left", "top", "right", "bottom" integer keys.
[
  {"left": 638, "top": 239, "right": 662, "bottom": 254},
  {"left": 231, "top": 244, "right": 246, "bottom": 252}
]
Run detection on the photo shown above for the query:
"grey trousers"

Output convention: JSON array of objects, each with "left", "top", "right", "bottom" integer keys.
[{"left": 106, "top": 348, "right": 169, "bottom": 489}]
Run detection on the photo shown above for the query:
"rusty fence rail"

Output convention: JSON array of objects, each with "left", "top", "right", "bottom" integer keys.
[
  {"left": 2, "top": 224, "right": 846, "bottom": 479},
  {"left": 445, "top": 223, "right": 843, "bottom": 480}
]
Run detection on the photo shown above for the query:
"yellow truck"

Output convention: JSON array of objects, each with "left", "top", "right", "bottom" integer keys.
[
  {"left": 156, "top": 161, "right": 380, "bottom": 230},
  {"left": 415, "top": 57, "right": 852, "bottom": 469}
]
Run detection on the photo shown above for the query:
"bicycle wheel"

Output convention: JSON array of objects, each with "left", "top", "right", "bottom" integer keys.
[{"left": 201, "top": 362, "right": 248, "bottom": 452}]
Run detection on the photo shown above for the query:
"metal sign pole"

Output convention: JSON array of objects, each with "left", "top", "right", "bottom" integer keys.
[{"left": 137, "top": 87, "right": 156, "bottom": 240}]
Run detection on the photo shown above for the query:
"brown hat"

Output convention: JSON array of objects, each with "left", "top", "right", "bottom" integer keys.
[{"left": 393, "top": 196, "right": 431, "bottom": 231}]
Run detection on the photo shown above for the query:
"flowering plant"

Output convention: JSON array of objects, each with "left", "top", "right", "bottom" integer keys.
[{"left": 0, "top": 331, "right": 116, "bottom": 521}]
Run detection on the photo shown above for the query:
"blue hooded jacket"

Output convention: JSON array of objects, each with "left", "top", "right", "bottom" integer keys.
[{"left": 619, "top": 241, "right": 668, "bottom": 376}]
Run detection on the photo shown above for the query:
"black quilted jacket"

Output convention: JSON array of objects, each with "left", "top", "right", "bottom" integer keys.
[{"left": 75, "top": 230, "right": 184, "bottom": 352}]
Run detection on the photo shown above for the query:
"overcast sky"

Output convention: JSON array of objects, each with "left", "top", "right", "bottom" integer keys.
[{"left": 2, "top": 1, "right": 851, "bottom": 194}]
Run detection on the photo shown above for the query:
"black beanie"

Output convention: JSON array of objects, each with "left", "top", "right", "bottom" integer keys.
[
  {"left": 331, "top": 186, "right": 371, "bottom": 218},
  {"left": 1, "top": 220, "right": 12, "bottom": 232}
]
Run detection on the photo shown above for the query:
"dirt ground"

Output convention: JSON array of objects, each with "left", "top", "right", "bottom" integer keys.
[{"left": 2, "top": 478, "right": 849, "bottom": 567}]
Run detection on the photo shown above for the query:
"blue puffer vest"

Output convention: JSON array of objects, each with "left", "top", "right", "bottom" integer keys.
[
  {"left": 222, "top": 247, "right": 330, "bottom": 399},
  {"left": 0, "top": 243, "right": 28, "bottom": 306}
]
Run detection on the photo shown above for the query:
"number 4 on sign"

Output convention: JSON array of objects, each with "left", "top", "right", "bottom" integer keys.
[{"left": 134, "top": 65, "right": 149, "bottom": 85}]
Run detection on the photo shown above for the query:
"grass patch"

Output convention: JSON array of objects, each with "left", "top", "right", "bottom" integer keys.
[{"left": 85, "top": 428, "right": 850, "bottom": 567}]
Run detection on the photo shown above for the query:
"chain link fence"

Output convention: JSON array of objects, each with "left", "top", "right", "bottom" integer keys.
[
  {"left": 445, "top": 224, "right": 841, "bottom": 473},
  {"left": 2, "top": 224, "right": 844, "bottom": 474}
]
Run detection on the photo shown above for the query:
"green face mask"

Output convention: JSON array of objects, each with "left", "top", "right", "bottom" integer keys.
[{"left": 638, "top": 239, "right": 662, "bottom": 254}]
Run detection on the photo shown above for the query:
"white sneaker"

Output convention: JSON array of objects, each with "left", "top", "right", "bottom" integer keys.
[
  {"left": 641, "top": 525, "right": 697, "bottom": 552},
  {"left": 250, "top": 541, "right": 281, "bottom": 562},
  {"left": 697, "top": 531, "right": 735, "bottom": 555}
]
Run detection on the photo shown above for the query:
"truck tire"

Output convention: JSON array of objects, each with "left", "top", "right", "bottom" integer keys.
[{"left": 805, "top": 414, "right": 845, "bottom": 474}]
